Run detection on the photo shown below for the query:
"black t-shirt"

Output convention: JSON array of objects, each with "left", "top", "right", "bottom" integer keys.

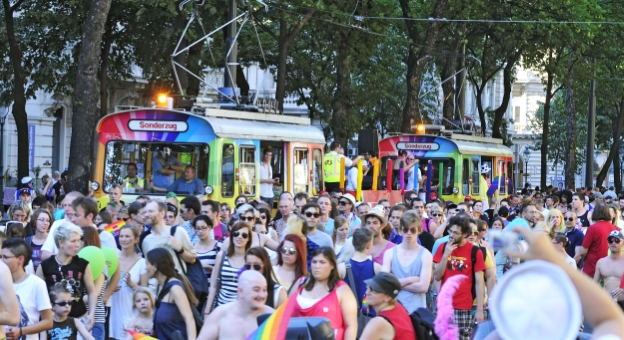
[
  {"left": 41, "top": 255, "right": 90, "bottom": 317},
  {"left": 418, "top": 231, "right": 435, "bottom": 253},
  {"left": 53, "top": 181, "right": 63, "bottom": 199},
  {"left": 48, "top": 317, "right": 78, "bottom": 340}
]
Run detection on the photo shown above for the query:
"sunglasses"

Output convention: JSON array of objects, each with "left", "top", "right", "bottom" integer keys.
[
  {"left": 240, "top": 216, "right": 255, "bottom": 222},
  {"left": 280, "top": 246, "right": 296, "bottom": 255},
  {"left": 233, "top": 231, "right": 249, "bottom": 239},
  {"left": 53, "top": 301, "right": 72, "bottom": 307},
  {"left": 565, "top": 217, "right": 575, "bottom": 221},
  {"left": 608, "top": 238, "right": 621, "bottom": 244},
  {"left": 304, "top": 212, "right": 320, "bottom": 218},
  {"left": 401, "top": 227, "right": 418, "bottom": 234},
  {"left": 431, "top": 213, "right": 442, "bottom": 217},
  {"left": 339, "top": 201, "right": 351, "bottom": 206},
  {"left": 259, "top": 215, "right": 267, "bottom": 220},
  {"left": 472, "top": 230, "right": 479, "bottom": 235},
  {"left": 244, "top": 263, "right": 262, "bottom": 271},
  {"left": 478, "top": 229, "right": 487, "bottom": 232}
]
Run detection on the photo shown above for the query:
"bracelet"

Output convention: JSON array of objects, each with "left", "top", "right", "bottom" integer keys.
[
  {"left": 175, "top": 247, "right": 184, "bottom": 255},
  {"left": 19, "top": 327, "right": 23, "bottom": 337}
]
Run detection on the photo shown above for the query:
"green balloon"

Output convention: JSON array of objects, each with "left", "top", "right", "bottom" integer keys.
[
  {"left": 78, "top": 246, "right": 105, "bottom": 281},
  {"left": 102, "top": 246, "right": 119, "bottom": 275}
]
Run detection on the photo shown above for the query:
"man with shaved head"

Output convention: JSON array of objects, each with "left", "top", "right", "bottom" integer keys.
[
  {"left": 41, "top": 191, "right": 85, "bottom": 260},
  {"left": 199, "top": 271, "right": 274, "bottom": 340}
]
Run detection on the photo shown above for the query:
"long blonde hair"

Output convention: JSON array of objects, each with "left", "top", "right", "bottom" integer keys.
[{"left": 547, "top": 209, "right": 564, "bottom": 233}]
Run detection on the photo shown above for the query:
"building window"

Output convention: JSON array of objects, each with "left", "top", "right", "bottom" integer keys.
[{"left": 514, "top": 106, "right": 521, "bottom": 123}]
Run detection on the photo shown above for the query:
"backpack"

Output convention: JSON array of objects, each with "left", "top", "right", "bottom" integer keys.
[
  {"left": 441, "top": 242, "right": 487, "bottom": 300},
  {"left": 409, "top": 307, "right": 439, "bottom": 340},
  {"left": 169, "top": 226, "right": 209, "bottom": 310}
]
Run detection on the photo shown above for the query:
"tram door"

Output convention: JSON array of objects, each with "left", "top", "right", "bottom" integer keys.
[{"left": 260, "top": 141, "right": 285, "bottom": 210}]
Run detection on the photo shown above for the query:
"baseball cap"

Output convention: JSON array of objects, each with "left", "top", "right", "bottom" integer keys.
[
  {"left": 608, "top": 230, "right": 624, "bottom": 240},
  {"left": 490, "top": 260, "right": 581, "bottom": 340},
  {"left": 591, "top": 192, "right": 603, "bottom": 199},
  {"left": 339, "top": 193, "right": 356, "bottom": 206},
  {"left": 364, "top": 272, "right": 401, "bottom": 299},
  {"left": 19, "top": 189, "right": 31, "bottom": 196},
  {"left": 21, "top": 176, "right": 33, "bottom": 185}
]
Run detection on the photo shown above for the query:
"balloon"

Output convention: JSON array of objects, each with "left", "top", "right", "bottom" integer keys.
[
  {"left": 102, "top": 246, "right": 119, "bottom": 275},
  {"left": 78, "top": 246, "right": 105, "bottom": 281}
]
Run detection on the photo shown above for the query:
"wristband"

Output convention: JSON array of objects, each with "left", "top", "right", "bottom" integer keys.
[{"left": 175, "top": 247, "right": 184, "bottom": 255}]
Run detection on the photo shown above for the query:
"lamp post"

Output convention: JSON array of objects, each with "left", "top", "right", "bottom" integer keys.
[
  {"left": 522, "top": 146, "right": 531, "bottom": 186},
  {"left": 0, "top": 107, "right": 8, "bottom": 205}
]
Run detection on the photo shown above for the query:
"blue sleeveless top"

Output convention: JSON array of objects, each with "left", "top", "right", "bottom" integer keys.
[
  {"left": 154, "top": 281, "right": 187, "bottom": 340},
  {"left": 344, "top": 258, "right": 377, "bottom": 317}
]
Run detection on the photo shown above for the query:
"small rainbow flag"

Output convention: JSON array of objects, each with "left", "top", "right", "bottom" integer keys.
[
  {"left": 361, "top": 295, "right": 369, "bottom": 314},
  {"left": 105, "top": 219, "right": 126, "bottom": 237},
  {"left": 126, "top": 330, "right": 157, "bottom": 340},
  {"left": 246, "top": 294, "right": 297, "bottom": 340}
]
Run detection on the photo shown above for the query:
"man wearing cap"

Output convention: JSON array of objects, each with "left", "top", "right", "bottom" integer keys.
[
  {"left": 323, "top": 141, "right": 363, "bottom": 193},
  {"left": 365, "top": 207, "right": 395, "bottom": 265},
  {"left": 15, "top": 177, "right": 36, "bottom": 203},
  {"left": 360, "top": 272, "right": 416, "bottom": 340},
  {"left": 580, "top": 203, "right": 617, "bottom": 278},
  {"left": 594, "top": 230, "right": 624, "bottom": 310},
  {"left": 338, "top": 193, "right": 361, "bottom": 228},
  {"left": 433, "top": 215, "right": 486, "bottom": 340}
]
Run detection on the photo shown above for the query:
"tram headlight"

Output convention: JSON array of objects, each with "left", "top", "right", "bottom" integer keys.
[
  {"left": 452, "top": 187, "right": 459, "bottom": 194},
  {"left": 205, "top": 185, "right": 213, "bottom": 195},
  {"left": 92, "top": 181, "right": 100, "bottom": 191}
]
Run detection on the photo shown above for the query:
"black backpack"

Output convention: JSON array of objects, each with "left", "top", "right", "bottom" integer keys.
[
  {"left": 441, "top": 242, "right": 487, "bottom": 300},
  {"left": 169, "top": 226, "right": 209, "bottom": 310},
  {"left": 409, "top": 307, "right": 439, "bottom": 340}
]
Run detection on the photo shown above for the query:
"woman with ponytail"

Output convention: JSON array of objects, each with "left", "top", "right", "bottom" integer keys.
[{"left": 146, "top": 248, "right": 198, "bottom": 340}]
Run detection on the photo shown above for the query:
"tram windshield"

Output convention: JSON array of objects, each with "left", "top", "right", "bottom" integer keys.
[
  {"left": 382, "top": 156, "right": 455, "bottom": 195},
  {"left": 103, "top": 141, "right": 210, "bottom": 194}
]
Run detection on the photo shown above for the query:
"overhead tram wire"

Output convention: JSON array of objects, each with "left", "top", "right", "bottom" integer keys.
[{"left": 268, "top": 1, "right": 624, "bottom": 26}]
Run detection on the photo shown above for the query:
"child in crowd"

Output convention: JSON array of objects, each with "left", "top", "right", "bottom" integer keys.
[
  {"left": 126, "top": 287, "right": 155, "bottom": 339},
  {"left": 47, "top": 286, "right": 94, "bottom": 340}
]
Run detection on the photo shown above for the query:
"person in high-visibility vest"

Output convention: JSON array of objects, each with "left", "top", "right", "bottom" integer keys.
[
  {"left": 121, "top": 162, "right": 145, "bottom": 190},
  {"left": 323, "top": 142, "right": 362, "bottom": 193}
]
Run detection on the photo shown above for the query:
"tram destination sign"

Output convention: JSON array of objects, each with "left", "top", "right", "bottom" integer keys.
[
  {"left": 396, "top": 142, "right": 440, "bottom": 151},
  {"left": 128, "top": 120, "right": 189, "bottom": 132}
]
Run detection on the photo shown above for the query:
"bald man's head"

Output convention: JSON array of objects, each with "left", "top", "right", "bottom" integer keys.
[{"left": 238, "top": 270, "right": 268, "bottom": 310}]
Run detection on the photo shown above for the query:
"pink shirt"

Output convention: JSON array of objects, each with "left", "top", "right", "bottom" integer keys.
[
  {"left": 294, "top": 281, "right": 348, "bottom": 340},
  {"left": 373, "top": 241, "right": 396, "bottom": 265}
]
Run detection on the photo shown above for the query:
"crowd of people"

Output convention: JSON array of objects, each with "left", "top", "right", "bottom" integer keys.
[{"left": 1, "top": 172, "right": 624, "bottom": 340}]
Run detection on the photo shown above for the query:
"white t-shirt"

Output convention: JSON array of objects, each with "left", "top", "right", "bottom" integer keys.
[
  {"left": 259, "top": 161, "right": 274, "bottom": 198},
  {"left": 406, "top": 166, "right": 422, "bottom": 191},
  {"left": 14, "top": 274, "right": 52, "bottom": 340},
  {"left": 98, "top": 229, "right": 118, "bottom": 250},
  {"left": 346, "top": 167, "right": 358, "bottom": 191}
]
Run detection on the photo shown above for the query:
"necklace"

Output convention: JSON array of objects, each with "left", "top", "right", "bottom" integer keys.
[
  {"left": 13, "top": 272, "right": 28, "bottom": 290},
  {"left": 55, "top": 255, "right": 72, "bottom": 273}
]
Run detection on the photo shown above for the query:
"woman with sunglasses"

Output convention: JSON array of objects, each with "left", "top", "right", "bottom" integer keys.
[
  {"left": 275, "top": 234, "right": 308, "bottom": 295},
  {"left": 165, "top": 203, "right": 179, "bottom": 227},
  {"left": 257, "top": 207, "right": 278, "bottom": 241},
  {"left": 381, "top": 211, "right": 432, "bottom": 313},
  {"left": 110, "top": 225, "right": 148, "bottom": 340},
  {"left": 292, "top": 247, "right": 358, "bottom": 340},
  {"left": 193, "top": 215, "right": 222, "bottom": 287},
  {"left": 26, "top": 209, "right": 54, "bottom": 271},
  {"left": 476, "top": 219, "right": 490, "bottom": 249},
  {"left": 547, "top": 208, "right": 565, "bottom": 233},
  {"left": 244, "top": 247, "right": 287, "bottom": 308},
  {"left": 551, "top": 233, "right": 577, "bottom": 268},
  {"left": 206, "top": 221, "right": 253, "bottom": 313},
  {"left": 221, "top": 204, "right": 279, "bottom": 252},
  {"left": 430, "top": 204, "right": 444, "bottom": 227},
  {"left": 146, "top": 248, "right": 198, "bottom": 340}
]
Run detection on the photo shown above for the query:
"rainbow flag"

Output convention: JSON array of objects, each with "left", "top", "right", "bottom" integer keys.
[
  {"left": 105, "top": 219, "right": 126, "bottom": 237},
  {"left": 246, "top": 294, "right": 297, "bottom": 340},
  {"left": 361, "top": 295, "right": 369, "bottom": 314},
  {"left": 126, "top": 330, "right": 157, "bottom": 340}
]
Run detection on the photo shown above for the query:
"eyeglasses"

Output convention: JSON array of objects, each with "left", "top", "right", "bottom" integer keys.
[
  {"left": 194, "top": 227, "right": 209, "bottom": 231},
  {"left": 431, "top": 213, "right": 442, "bottom": 217},
  {"left": 304, "top": 212, "right": 320, "bottom": 218},
  {"left": 608, "top": 238, "right": 621, "bottom": 244},
  {"left": 53, "top": 301, "right": 72, "bottom": 307},
  {"left": 401, "top": 227, "right": 418, "bottom": 234},
  {"left": 233, "top": 231, "right": 249, "bottom": 239},
  {"left": 339, "top": 201, "right": 350, "bottom": 206},
  {"left": 37, "top": 218, "right": 50, "bottom": 223},
  {"left": 280, "top": 247, "right": 296, "bottom": 255},
  {"left": 565, "top": 217, "right": 575, "bottom": 221},
  {"left": 472, "top": 230, "right": 479, "bottom": 235},
  {"left": 409, "top": 197, "right": 418, "bottom": 201},
  {"left": 244, "top": 263, "right": 262, "bottom": 271},
  {"left": 240, "top": 216, "right": 255, "bottom": 222},
  {"left": 0, "top": 255, "right": 15, "bottom": 260}
]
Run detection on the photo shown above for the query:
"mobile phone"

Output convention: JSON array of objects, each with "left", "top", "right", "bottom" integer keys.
[{"left": 489, "top": 230, "right": 519, "bottom": 252}]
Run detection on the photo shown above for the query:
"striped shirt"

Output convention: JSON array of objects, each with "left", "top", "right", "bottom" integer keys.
[
  {"left": 216, "top": 254, "right": 241, "bottom": 307},
  {"left": 94, "top": 266, "right": 108, "bottom": 324},
  {"left": 196, "top": 241, "right": 222, "bottom": 288}
]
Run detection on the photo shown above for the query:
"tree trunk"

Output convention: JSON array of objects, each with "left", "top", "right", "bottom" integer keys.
[
  {"left": 564, "top": 49, "right": 576, "bottom": 189},
  {"left": 475, "top": 84, "right": 486, "bottom": 135},
  {"left": 100, "top": 25, "right": 112, "bottom": 117},
  {"left": 595, "top": 96, "right": 624, "bottom": 186},
  {"left": 2, "top": 0, "right": 29, "bottom": 186},
  {"left": 540, "top": 66, "right": 554, "bottom": 189},
  {"left": 399, "top": 0, "right": 448, "bottom": 132},
  {"left": 331, "top": 32, "right": 352, "bottom": 148},
  {"left": 66, "top": 0, "right": 113, "bottom": 194},
  {"left": 492, "top": 51, "right": 521, "bottom": 140},
  {"left": 441, "top": 23, "right": 465, "bottom": 127}
]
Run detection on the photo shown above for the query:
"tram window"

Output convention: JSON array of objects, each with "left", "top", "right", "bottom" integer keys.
[
  {"left": 436, "top": 159, "right": 455, "bottom": 195},
  {"left": 313, "top": 149, "right": 323, "bottom": 195},
  {"left": 239, "top": 146, "right": 257, "bottom": 196},
  {"left": 294, "top": 148, "right": 309, "bottom": 194},
  {"left": 472, "top": 159, "right": 480, "bottom": 195},
  {"left": 498, "top": 160, "right": 507, "bottom": 195},
  {"left": 103, "top": 141, "right": 209, "bottom": 194},
  {"left": 222, "top": 144, "right": 235, "bottom": 197},
  {"left": 462, "top": 158, "right": 470, "bottom": 195}
]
